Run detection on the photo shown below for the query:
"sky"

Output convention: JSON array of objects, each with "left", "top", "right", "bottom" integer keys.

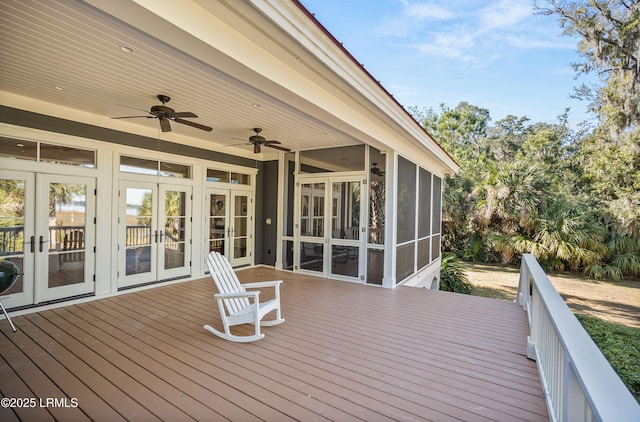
[{"left": 300, "top": 0, "right": 599, "bottom": 127}]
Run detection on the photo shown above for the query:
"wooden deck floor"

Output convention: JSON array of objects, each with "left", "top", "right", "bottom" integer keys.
[{"left": 0, "top": 267, "right": 548, "bottom": 421}]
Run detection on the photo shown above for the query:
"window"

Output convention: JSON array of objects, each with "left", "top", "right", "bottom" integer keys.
[
  {"left": 120, "top": 156, "right": 191, "bottom": 178},
  {"left": 206, "top": 168, "right": 250, "bottom": 185},
  {"left": 0, "top": 137, "right": 96, "bottom": 168}
]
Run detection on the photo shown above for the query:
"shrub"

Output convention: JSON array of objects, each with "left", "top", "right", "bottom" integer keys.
[
  {"left": 439, "top": 253, "right": 472, "bottom": 294},
  {"left": 575, "top": 314, "right": 640, "bottom": 403}
]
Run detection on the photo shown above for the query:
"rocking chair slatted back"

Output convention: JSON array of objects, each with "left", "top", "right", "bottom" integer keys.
[{"left": 206, "top": 251, "right": 249, "bottom": 314}]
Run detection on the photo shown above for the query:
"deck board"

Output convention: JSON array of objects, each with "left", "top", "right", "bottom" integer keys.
[{"left": 0, "top": 268, "right": 548, "bottom": 421}]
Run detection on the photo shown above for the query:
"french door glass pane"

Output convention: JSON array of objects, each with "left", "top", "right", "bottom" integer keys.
[
  {"left": 48, "top": 182, "right": 86, "bottom": 287},
  {"left": 164, "top": 190, "right": 186, "bottom": 270},
  {"left": 0, "top": 179, "right": 26, "bottom": 295},
  {"left": 208, "top": 194, "right": 226, "bottom": 255},
  {"left": 125, "top": 188, "right": 152, "bottom": 276},
  {"left": 233, "top": 195, "right": 248, "bottom": 259},
  {"left": 234, "top": 238, "right": 247, "bottom": 259}
]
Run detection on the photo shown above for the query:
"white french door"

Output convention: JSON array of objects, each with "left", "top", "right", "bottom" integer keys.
[
  {"left": 0, "top": 170, "right": 96, "bottom": 308},
  {"left": 205, "top": 189, "right": 252, "bottom": 268},
  {"left": 118, "top": 181, "right": 192, "bottom": 288},
  {"left": 296, "top": 176, "right": 364, "bottom": 282}
]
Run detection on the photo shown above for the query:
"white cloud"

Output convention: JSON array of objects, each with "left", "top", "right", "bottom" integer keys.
[
  {"left": 404, "top": 3, "right": 454, "bottom": 20},
  {"left": 413, "top": 31, "right": 478, "bottom": 61},
  {"left": 379, "top": 1, "right": 455, "bottom": 37},
  {"left": 380, "top": 0, "right": 573, "bottom": 64},
  {"left": 478, "top": 0, "right": 533, "bottom": 31}
]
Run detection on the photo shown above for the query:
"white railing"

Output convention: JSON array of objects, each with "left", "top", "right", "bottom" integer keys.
[{"left": 517, "top": 254, "right": 640, "bottom": 422}]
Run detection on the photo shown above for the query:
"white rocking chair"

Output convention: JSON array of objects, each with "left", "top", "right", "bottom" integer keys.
[{"left": 204, "top": 252, "right": 284, "bottom": 342}]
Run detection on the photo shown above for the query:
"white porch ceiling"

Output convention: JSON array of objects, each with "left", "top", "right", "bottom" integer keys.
[{"left": 0, "top": 0, "right": 372, "bottom": 161}]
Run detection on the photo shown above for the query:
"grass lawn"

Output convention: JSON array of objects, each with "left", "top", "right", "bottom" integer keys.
[{"left": 463, "top": 263, "right": 640, "bottom": 404}]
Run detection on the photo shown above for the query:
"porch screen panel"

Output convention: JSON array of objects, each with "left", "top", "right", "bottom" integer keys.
[
  {"left": 396, "top": 242, "right": 415, "bottom": 283},
  {"left": 432, "top": 234, "right": 441, "bottom": 260},
  {"left": 418, "top": 168, "right": 432, "bottom": 238},
  {"left": 417, "top": 238, "right": 430, "bottom": 269},
  {"left": 396, "top": 156, "right": 416, "bottom": 244},
  {"left": 432, "top": 176, "right": 442, "bottom": 235},
  {"left": 366, "top": 248, "right": 384, "bottom": 285}
]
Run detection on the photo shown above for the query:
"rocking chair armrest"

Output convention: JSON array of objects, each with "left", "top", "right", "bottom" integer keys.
[
  {"left": 241, "top": 280, "right": 283, "bottom": 289},
  {"left": 214, "top": 291, "right": 260, "bottom": 300}
]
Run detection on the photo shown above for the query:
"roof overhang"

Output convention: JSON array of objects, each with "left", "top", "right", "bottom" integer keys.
[{"left": 0, "top": 0, "right": 458, "bottom": 174}]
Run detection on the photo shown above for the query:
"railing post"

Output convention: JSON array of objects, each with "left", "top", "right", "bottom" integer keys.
[
  {"left": 520, "top": 255, "right": 538, "bottom": 360},
  {"left": 527, "top": 287, "right": 539, "bottom": 361},
  {"left": 517, "top": 258, "right": 530, "bottom": 309}
]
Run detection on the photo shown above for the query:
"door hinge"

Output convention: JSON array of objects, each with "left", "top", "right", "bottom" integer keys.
[
  {"left": 360, "top": 275, "right": 365, "bottom": 281},
  {"left": 93, "top": 246, "right": 96, "bottom": 253},
  {"left": 94, "top": 217, "right": 97, "bottom": 224},
  {"left": 93, "top": 274, "right": 96, "bottom": 282},
  {"left": 189, "top": 261, "right": 192, "bottom": 266},
  {"left": 94, "top": 188, "right": 97, "bottom": 195}
]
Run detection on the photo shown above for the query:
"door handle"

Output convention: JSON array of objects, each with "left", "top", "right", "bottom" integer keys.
[
  {"left": 39, "top": 235, "right": 48, "bottom": 253},
  {"left": 24, "top": 235, "right": 35, "bottom": 253},
  {"left": 158, "top": 230, "right": 164, "bottom": 243}
]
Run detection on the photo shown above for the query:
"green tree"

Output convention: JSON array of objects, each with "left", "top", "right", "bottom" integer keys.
[{"left": 536, "top": 0, "right": 640, "bottom": 130}]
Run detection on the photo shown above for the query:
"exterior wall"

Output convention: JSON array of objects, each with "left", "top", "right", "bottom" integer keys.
[{"left": 0, "top": 121, "right": 260, "bottom": 309}]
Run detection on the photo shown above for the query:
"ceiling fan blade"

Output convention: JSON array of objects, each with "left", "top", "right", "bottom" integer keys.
[
  {"left": 263, "top": 140, "right": 282, "bottom": 145},
  {"left": 111, "top": 115, "right": 151, "bottom": 119},
  {"left": 116, "top": 104, "right": 151, "bottom": 113},
  {"left": 224, "top": 142, "right": 251, "bottom": 147},
  {"left": 173, "top": 111, "right": 198, "bottom": 118},
  {"left": 159, "top": 116, "right": 171, "bottom": 132},
  {"left": 174, "top": 118, "right": 213, "bottom": 132},
  {"left": 264, "top": 143, "right": 291, "bottom": 152}
]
